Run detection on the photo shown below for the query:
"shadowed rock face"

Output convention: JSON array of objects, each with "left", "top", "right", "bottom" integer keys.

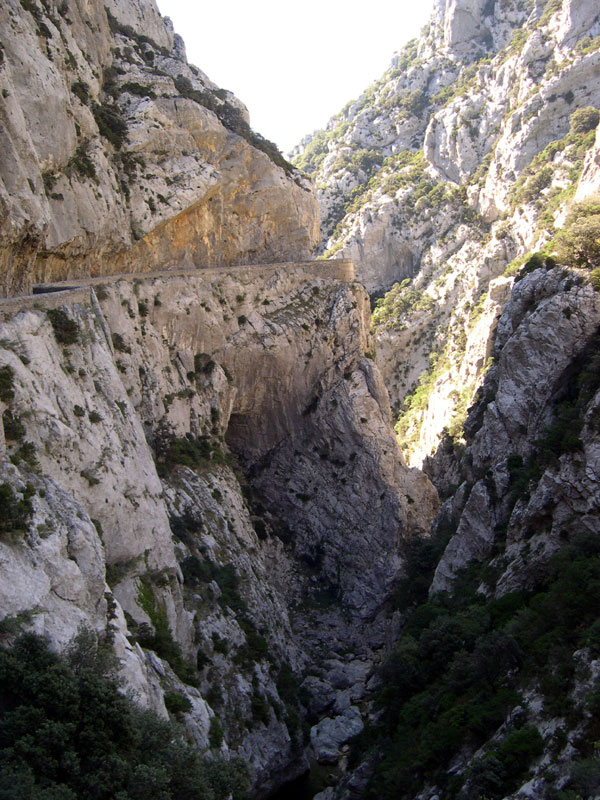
[
  {"left": 218, "top": 281, "right": 437, "bottom": 615},
  {"left": 0, "top": 0, "right": 319, "bottom": 296},
  {"left": 0, "top": 266, "right": 438, "bottom": 792}
]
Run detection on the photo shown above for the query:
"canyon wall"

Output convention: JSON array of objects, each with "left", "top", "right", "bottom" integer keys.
[
  {"left": 0, "top": 0, "right": 319, "bottom": 296},
  {"left": 294, "top": 0, "right": 600, "bottom": 467},
  {"left": 0, "top": 263, "right": 437, "bottom": 795}
]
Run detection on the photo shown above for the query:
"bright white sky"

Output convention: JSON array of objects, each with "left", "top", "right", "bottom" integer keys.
[{"left": 155, "top": 0, "right": 436, "bottom": 155}]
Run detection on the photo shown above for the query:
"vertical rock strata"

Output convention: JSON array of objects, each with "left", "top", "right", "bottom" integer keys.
[{"left": 0, "top": 266, "right": 437, "bottom": 793}]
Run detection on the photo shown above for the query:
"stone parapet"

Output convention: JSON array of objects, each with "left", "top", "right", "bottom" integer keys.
[
  {"left": 0, "top": 260, "right": 355, "bottom": 317},
  {"left": 30, "top": 259, "right": 355, "bottom": 293}
]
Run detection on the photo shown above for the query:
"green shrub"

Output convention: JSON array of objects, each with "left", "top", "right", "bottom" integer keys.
[
  {"left": 47, "top": 308, "right": 79, "bottom": 345},
  {"left": 135, "top": 581, "right": 198, "bottom": 687},
  {"left": 121, "top": 81, "right": 156, "bottom": 99},
  {"left": 10, "top": 442, "right": 40, "bottom": 472},
  {"left": 208, "top": 716, "right": 224, "bottom": 748},
  {"left": 0, "top": 365, "right": 15, "bottom": 403},
  {"left": 211, "top": 633, "right": 228, "bottom": 654},
  {"left": 159, "top": 433, "right": 211, "bottom": 470},
  {"left": 465, "top": 754, "right": 507, "bottom": 799},
  {"left": 0, "top": 483, "right": 33, "bottom": 536},
  {"left": 589, "top": 267, "right": 600, "bottom": 290},
  {"left": 251, "top": 693, "right": 270, "bottom": 726},
  {"left": 570, "top": 107, "right": 600, "bottom": 135},
  {"left": 2, "top": 410, "right": 25, "bottom": 441},
  {"left": 88, "top": 410, "right": 102, "bottom": 423},
  {"left": 560, "top": 758, "right": 600, "bottom": 798},
  {"left": 172, "top": 75, "right": 295, "bottom": 176},
  {"left": 372, "top": 279, "right": 435, "bottom": 331},
  {"left": 169, "top": 509, "right": 202, "bottom": 545},
  {"left": 194, "top": 353, "right": 216, "bottom": 375},
  {"left": 355, "top": 527, "right": 600, "bottom": 800},
  {"left": 239, "top": 618, "right": 269, "bottom": 661},
  {"left": 68, "top": 141, "right": 96, "bottom": 180},
  {"left": 155, "top": 430, "right": 230, "bottom": 475},
  {"left": 164, "top": 690, "right": 192, "bottom": 715},
  {"left": 92, "top": 103, "right": 127, "bottom": 149},
  {"left": 556, "top": 196, "right": 600, "bottom": 267},
  {"left": 181, "top": 557, "right": 246, "bottom": 613},
  {"left": 495, "top": 726, "right": 544, "bottom": 784},
  {"left": 0, "top": 633, "right": 249, "bottom": 799},
  {"left": 519, "top": 166, "right": 553, "bottom": 203},
  {"left": 71, "top": 79, "right": 89, "bottom": 105},
  {"left": 111, "top": 332, "right": 131, "bottom": 353}
]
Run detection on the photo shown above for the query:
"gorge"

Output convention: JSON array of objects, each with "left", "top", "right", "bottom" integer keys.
[{"left": 1, "top": 0, "right": 600, "bottom": 799}]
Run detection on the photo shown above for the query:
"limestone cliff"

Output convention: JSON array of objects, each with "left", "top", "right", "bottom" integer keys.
[
  {"left": 0, "top": 0, "right": 319, "bottom": 296},
  {"left": 294, "top": 0, "right": 600, "bottom": 467},
  {"left": 320, "top": 257, "right": 600, "bottom": 800},
  {"left": 430, "top": 264, "right": 600, "bottom": 593},
  {"left": 0, "top": 263, "right": 437, "bottom": 795}
]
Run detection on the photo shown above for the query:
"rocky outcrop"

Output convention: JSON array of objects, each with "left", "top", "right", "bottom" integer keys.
[
  {"left": 0, "top": 262, "right": 437, "bottom": 794},
  {"left": 429, "top": 265, "right": 600, "bottom": 593},
  {"left": 293, "top": 0, "right": 600, "bottom": 468},
  {"left": 0, "top": 0, "right": 319, "bottom": 296}
]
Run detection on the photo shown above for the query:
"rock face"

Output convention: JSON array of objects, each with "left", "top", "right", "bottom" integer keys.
[
  {"left": 430, "top": 265, "right": 600, "bottom": 594},
  {"left": 294, "top": 0, "right": 600, "bottom": 467},
  {"left": 0, "top": 263, "right": 437, "bottom": 794},
  {"left": 0, "top": 0, "right": 319, "bottom": 296}
]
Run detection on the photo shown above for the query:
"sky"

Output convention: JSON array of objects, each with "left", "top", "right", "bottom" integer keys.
[{"left": 155, "top": 0, "right": 436, "bottom": 155}]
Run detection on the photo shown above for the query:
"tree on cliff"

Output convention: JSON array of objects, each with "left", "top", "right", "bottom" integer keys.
[{"left": 556, "top": 195, "right": 600, "bottom": 269}]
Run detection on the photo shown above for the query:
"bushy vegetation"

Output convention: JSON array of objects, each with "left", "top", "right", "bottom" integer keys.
[
  {"left": 509, "top": 119, "right": 597, "bottom": 216},
  {"left": 0, "top": 483, "right": 33, "bottom": 537},
  {"left": 181, "top": 557, "right": 247, "bottom": 614},
  {"left": 121, "top": 82, "right": 156, "bottom": 100},
  {"left": 0, "top": 364, "right": 15, "bottom": 403},
  {"left": 372, "top": 278, "right": 435, "bottom": 331},
  {"left": 570, "top": 106, "right": 600, "bottom": 135},
  {"left": 556, "top": 195, "right": 600, "bottom": 268},
  {"left": 67, "top": 142, "right": 96, "bottom": 181},
  {"left": 292, "top": 128, "right": 334, "bottom": 175},
  {"left": 71, "top": 79, "right": 90, "bottom": 105},
  {"left": 46, "top": 309, "right": 79, "bottom": 345},
  {"left": 111, "top": 332, "right": 131, "bottom": 353},
  {"left": 431, "top": 58, "right": 487, "bottom": 109},
  {"left": 92, "top": 103, "right": 128, "bottom": 150},
  {"left": 2, "top": 410, "right": 25, "bottom": 441},
  {"left": 0, "top": 632, "right": 249, "bottom": 799},
  {"left": 172, "top": 75, "right": 295, "bottom": 177},
  {"left": 155, "top": 431, "right": 230, "bottom": 476},
  {"left": 133, "top": 578, "right": 198, "bottom": 686},
  {"left": 105, "top": 8, "right": 170, "bottom": 57},
  {"left": 353, "top": 532, "right": 600, "bottom": 799}
]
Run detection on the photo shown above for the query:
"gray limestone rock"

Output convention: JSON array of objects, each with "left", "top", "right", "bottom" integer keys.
[{"left": 310, "top": 706, "right": 364, "bottom": 764}]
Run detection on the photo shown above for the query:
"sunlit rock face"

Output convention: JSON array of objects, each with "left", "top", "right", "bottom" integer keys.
[
  {"left": 0, "top": 0, "right": 319, "bottom": 296},
  {"left": 293, "top": 0, "right": 600, "bottom": 468}
]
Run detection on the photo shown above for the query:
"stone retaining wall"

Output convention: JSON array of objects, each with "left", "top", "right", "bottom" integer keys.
[{"left": 0, "top": 259, "right": 355, "bottom": 317}]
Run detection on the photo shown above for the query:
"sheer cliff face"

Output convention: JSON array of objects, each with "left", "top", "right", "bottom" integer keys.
[
  {"left": 0, "top": 0, "right": 319, "bottom": 296},
  {"left": 0, "top": 267, "right": 437, "bottom": 792},
  {"left": 294, "top": 0, "right": 600, "bottom": 467},
  {"left": 430, "top": 265, "right": 600, "bottom": 593}
]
